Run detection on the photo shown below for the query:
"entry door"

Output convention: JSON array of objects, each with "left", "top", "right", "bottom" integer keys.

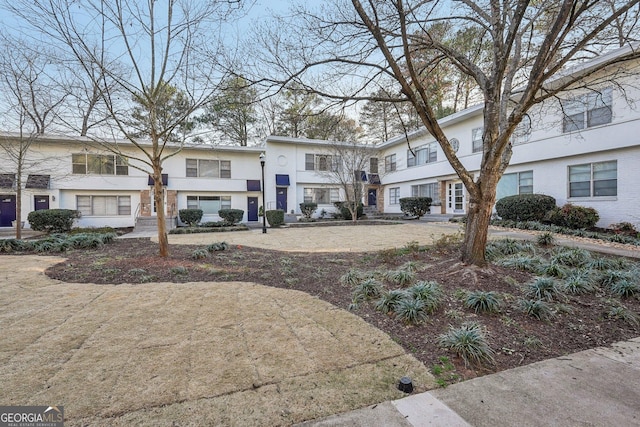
[
  {"left": 34, "top": 195, "right": 50, "bottom": 211},
  {"left": 150, "top": 188, "right": 167, "bottom": 216},
  {"left": 0, "top": 195, "right": 16, "bottom": 226},
  {"left": 247, "top": 197, "right": 258, "bottom": 221},
  {"left": 367, "top": 189, "right": 377, "bottom": 206},
  {"left": 276, "top": 188, "right": 287, "bottom": 212},
  {"left": 447, "top": 182, "right": 465, "bottom": 213}
]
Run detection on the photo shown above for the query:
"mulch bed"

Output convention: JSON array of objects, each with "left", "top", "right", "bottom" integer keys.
[{"left": 35, "top": 236, "right": 640, "bottom": 384}]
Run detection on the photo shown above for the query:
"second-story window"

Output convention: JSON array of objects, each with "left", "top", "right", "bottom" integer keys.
[
  {"left": 472, "top": 127, "right": 483, "bottom": 153},
  {"left": 186, "top": 159, "right": 231, "bottom": 178},
  {"left": 385, "top": 154, "right": 396, "bottom": 172},
  {"left": 562, "top": 88, "right": 612, "bottom": 133},
  {"left": 72, "top": 153, "right": 128, "bottom": 175}
]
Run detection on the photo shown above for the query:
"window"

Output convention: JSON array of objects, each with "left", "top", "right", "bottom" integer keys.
[
  {"left": 496, "top": 171, "right": 533, "bottom": 200},
  {"left": 0, "top": 173, "right": 15, "bottom": 188},
  {"left": 389, "top": 187, "right": 400, "bottom": 205},
  {"left": 411, "top": 183, "right": 440, "bottom": 205},
  {"left": 569, "top": 161, "right": 617, "bottom": 198},
  {"left": 305, "top": 154, "right": 336, "bottom": 171},
  {"left": 187, "top": 195, "right": 231, "bottom": 214},
  {"left": 511, "top": 116, "right": 532, "bottom": 145},
  {"left": 407, "top": 142, "right": 437, "bottom": 167},
  {"left": 385, "top": 154, "right": 397, "bottom": 172},
  {"left": 186, "top": 159, "right": 231, "bottom": 178},
  {"left": 72, "top": 154, "right": 128, "bottom": 175},
  {"left": 303, "top": 188, "right": 340, "bottom": 204},
  {"left": 370, "top": 157, "right": 379, "bottom": 174},
  {"left": 562, "top": 88, "right": 612, "bottom": 133},
  {"left": 472, "top": 127, "right": 483, "bottom": 153},
  {"left": 76, "top": 195, "right": 131, "bottom": 216}
]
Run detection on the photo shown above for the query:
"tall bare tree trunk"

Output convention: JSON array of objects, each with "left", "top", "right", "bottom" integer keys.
[
  {"left": 15, "top": 172, "right": 22, "bottom": 239},
  {"left": 461, "top": 197, "right": 494, "bottom": 266},
  {"left": 152, "top": 161, "right": 168, "bottom": 257}
]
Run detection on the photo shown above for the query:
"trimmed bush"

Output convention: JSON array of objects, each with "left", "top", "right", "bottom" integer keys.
[
  {"left": 333, "top": 201, "right": 364, "bottom": 220},
  {"left": 266, "top": 209, "right": 285, "bottom": 227},
  {"left": 179, "top": 208, "right": 203, "bottom": 226},
  {"left": 27, "top": 209, "right": 79, "bottom": 233},
  {"left": 399, "top": 197, "right": 432, "bottom": 219},
  {"left": 495, "top": 194, "right": 556, "bottom": 221},
  {"left": 544, "top": 204, "right": 599, "bottom": 229},
  {"left": 218, "top": 209, "right": 244, "bottom": 224},
  {"left": 299, "top": 202, "right": 318, "bottom": 219}
]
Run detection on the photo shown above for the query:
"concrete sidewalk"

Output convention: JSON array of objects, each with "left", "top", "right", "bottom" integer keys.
[{"left": 298, "top": 337, "right": 640, "bottom": 426}]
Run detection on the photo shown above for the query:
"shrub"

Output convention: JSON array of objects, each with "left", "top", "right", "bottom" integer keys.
[
  {"left": 266, "top": 209, "right": 285, "bottom": 227},
  {"left": 610, "top": 222, "right": 638, "bottom": 236},
  {"left": 178, "top": 209, "right": 203, "bottom": 226},
  {"left": 463, "top": 290, "right": 502, "bottom": 313},
  {"left": 333, "top": 201, "right": 364, "bottom": 220},
  {"left": 438, "top": 322, "right": 495, "bottom": 367},
  {"left": 27, "top": 209, "right": 79, "bottom": 233},
  {"left": 544, "top": 204, "right": 599, "bottom": 229},
  {"left": 399, "top": 197, "right": 432, "bottom": 219},
  {"left": 299, "top": 202, "right": 318, "bottom": 219},
  {"left": 218, "top": 209, "right": 244, "bottom": 224},
  {"left": 495, "top": 194, "right": 556, "bottom": 221}
]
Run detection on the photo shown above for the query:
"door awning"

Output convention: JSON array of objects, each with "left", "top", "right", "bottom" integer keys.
[
  {"left": 148, "top": 174, "right": 168, "bottom": 186},
  {"left": 0, "top": 173, "right": 15, "bottom": 189},
  {"left": 368, "top": 174, "right": 381, "bottom": 184},
  {"left": 275, "top": 174, "right": 290, "bottom": 186},
  {"left": 25, "top": 174, "right": 50, "bottom": 189},
  {"left": 247, "top": 179, "right": 261, "bottom": 191}
]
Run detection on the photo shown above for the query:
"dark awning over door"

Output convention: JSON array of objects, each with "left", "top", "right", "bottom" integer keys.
[{"left": 275, "top": 174, "right": 290, "bottom": 186}]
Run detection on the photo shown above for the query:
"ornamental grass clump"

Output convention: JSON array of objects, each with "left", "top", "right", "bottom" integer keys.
[
  {"left": 609, "top": 279, "right": 640, "bottom": 298},
  {"left": 551, "top": 247, "right": 592, "bottom": 267},
  {"left": 340, "top": 269, "right": 363, "bottom": 287},
  {"left": 191, "top": 248, "right": 208, "bottom": 260},
  {"left": 562, "top": 272, "right": 597, "bottom": 295},
  {"left": 495, "top": 254, "right": 541, "bottom": 272},
  {"left": 207, "top": 241, "right": 229, "bottom": 252},
  {"left": 375, "top": 289, "right": 409, "bottom": 314},
  {"left": 463, "top": 290, "right": 502, "bottom": 313},
  {"left": 438, "top": 322, "right": 495, "bottom": 367},
  {"left": 395, "top": 297, "right": 427, "bottom": 324},
  {"left": 518, "top": 299, "right": 554, "bottom": 320},
  {"left": 385, "top": 269, "right": 416, "bottom": 287},
  {"left": 524, "top": 277, "right": 563, "bottom": 302},
  {"left": 605, "top": 305, "right": 640, "bottom": 326},
  {"left": 408, "top": 281, "right": 443, "bottom": 314},
  {"left": 352, "top": 278, "right": 383, "bottom": 301}
]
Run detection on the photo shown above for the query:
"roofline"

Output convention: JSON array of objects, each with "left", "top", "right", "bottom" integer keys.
[{"left": 0, "top": 131, "right": 264, "bottom": 153}]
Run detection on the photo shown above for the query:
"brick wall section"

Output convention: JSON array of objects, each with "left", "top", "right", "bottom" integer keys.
[
  {"left": 140, "top": 190, "right": 151, "bottom": 216},
  {"left": 166, "top": 190, "right": 177, "bottom": 216}
]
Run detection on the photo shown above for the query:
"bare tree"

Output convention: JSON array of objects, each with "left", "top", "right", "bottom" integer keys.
[
  {"left": 315, "top": 141, "right": 380, "bottom": 222},
  {"left": 0, "top": 34, "right": 67, "bottom": 238},
  {"left": 254, "top": 0, "right": 640, "bottom": 266},
  {"left": 4, "top": 0, "right": 249, "bottom": 256}
]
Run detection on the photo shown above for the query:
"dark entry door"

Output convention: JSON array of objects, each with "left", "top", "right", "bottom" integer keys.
[
  {"left": 367, "top": 188, "right": 377, "bottom": 206},
  {"left": 0, "top": 195, "right": 16, "bottom": 227},
  {"left": 34, "top": 195, "right": 50, "bottom": 211},
  {"left": 247, "top": 197, "right": 258, "bottom": 221},
  {"left": 276, "top": 188, "right": 287, "bottom": 212}
]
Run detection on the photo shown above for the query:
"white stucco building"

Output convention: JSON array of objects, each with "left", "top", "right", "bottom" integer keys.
[{"left": 1, "top": 46, "right": 639, "bottom": 230}]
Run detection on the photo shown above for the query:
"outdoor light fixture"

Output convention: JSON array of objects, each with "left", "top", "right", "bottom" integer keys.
[
  {"left": 260, "top": 152, "right": 267, "bottom": 234},
  {"left": 398, "top": 376, "right": 413, "bottom": 393}
]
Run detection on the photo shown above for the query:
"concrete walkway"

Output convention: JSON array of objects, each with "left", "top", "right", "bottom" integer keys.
[{"left": 298, "top": 337, "right": 640, "bottom": 426}]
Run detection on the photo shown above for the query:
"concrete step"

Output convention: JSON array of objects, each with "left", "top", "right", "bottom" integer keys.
[{"left": 134, "top": 216, "right": 177, "bottom": 231}]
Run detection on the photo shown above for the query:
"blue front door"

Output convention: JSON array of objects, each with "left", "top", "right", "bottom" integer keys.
[
  {"left": 368, "top": 189, "right": 377, "bottom": 206},
  {"left": 248, "top": 197, "right": 258, "bottom": 221},
  {"left": 0, "top": 195, "right": 16, "bottom": 227},
  {"left": 35, "top": 195, "right": 50, "bottom": 211},
  {"left": 277, "top": 188, "right": 287, "bottom": 212}
]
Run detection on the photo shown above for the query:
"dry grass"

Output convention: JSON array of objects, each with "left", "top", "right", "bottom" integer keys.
[{"left": 0, "top": 256, "right": 434, "bottom": 426}]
